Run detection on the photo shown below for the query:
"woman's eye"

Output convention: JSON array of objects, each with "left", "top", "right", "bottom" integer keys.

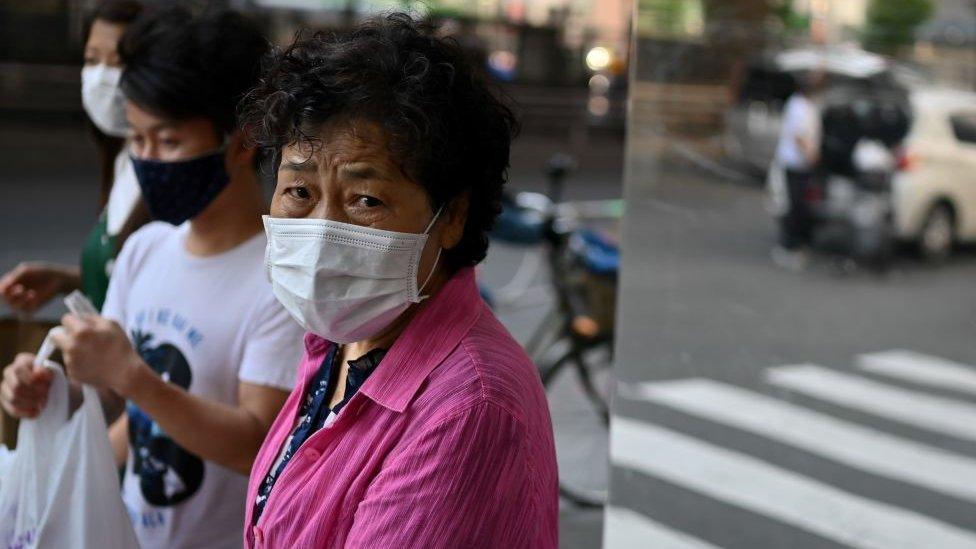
[
  {"left": 161, "top": 139, "right": 179, "bottom": 149},
  {"left": 356, "top": 195, "right": 383, "bottom": 208},
  {"left": 286, "top": 186, "right": 311, "bottom": 200}
]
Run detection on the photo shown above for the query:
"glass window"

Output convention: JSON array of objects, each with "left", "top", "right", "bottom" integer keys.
[{"left": 950, "top": 112, "right": 976, "bottom": 143}]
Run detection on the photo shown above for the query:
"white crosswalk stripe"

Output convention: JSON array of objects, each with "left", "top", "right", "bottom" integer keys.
[
  {"left": 857, "top": 350, "right": 976, "bottom": 396},
  {"left": 766, "top": 364, "right": 976, "bottom": 442},
  {"left": 624, "top": 378, "right": 976, "bottom": 502},
  {"left": 603, "top": 506, "right": 722, "bottom": 549},
  {"left": 611, "top": 416, "right": 976, "bottom": 549},
  {"left": 610, "top": 350, "right": 976, "bottom": 548}
]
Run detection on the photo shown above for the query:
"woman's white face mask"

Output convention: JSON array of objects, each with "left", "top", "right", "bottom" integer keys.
[
  {"left": 263, "top": 208, "right": 443, "bottom": 344},
  {"left": 81, "top": 64, "right": 128, "bottom": 137}
]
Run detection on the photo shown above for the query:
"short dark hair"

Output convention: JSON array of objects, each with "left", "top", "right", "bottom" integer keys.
[
  {"left": 85, "top": 0, "right": 143, "bottom": 36},
  {"left": 240, "top": 13, "right": 520, "bottom": 270},
  {"left": 119, "top": 6, "right": 269, "bottom": 136}
]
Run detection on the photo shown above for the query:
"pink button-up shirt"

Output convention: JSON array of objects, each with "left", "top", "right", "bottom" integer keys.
[{"left": 244, "top": 267, "right": 558, "bottom": 548}]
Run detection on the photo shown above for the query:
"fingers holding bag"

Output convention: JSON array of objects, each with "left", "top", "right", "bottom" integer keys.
[
  {"left": 51, "top": 314, "right": 141, "bottom": 393},
  {"left": 0, "top": 353, "right": 53, "bottom": 419}
]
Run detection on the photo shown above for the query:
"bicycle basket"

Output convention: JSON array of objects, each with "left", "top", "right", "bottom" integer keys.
[{"left": 567, "top": 229, "right": 619, "bottom": 335}]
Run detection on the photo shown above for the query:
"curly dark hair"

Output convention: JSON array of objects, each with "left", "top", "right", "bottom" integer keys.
[{"left": 240, "top": 13, "right": 520, "bottom": 270}]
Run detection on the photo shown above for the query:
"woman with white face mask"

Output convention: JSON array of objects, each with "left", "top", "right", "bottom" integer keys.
[
  {"left": 0, "top": 0, "right": 148, "bottom": 313},
  {"left": 237, "top": 14, "right": 559, "bottom": 548}
]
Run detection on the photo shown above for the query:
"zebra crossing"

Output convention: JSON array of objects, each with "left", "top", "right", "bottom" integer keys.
[{"left": 606, "top": 350, "right": 976, "bottom": 549}]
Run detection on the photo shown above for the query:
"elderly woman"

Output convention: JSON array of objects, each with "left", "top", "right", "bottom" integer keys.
[{"left": 239, "top": 14, "right": 558, "bottom": 548}]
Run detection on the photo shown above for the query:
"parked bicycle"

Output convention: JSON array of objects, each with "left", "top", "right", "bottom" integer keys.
[{"left": 486, "top": 154, "right": 621, "bottom": 508}]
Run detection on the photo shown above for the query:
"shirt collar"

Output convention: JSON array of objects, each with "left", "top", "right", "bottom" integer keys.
[
  {"left": 303, "top": 331, "right": 331, "bottom": 356},
  {"left": 364, "top": 267, "right": 483, "bottom": 412},
  {"left": 300, "top": 267, "right": 483, "bottom": 413}
]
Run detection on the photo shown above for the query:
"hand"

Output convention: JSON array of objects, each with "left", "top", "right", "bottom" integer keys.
[
  {"left": 0, "top": 353, "right": 54, "bottom": 418},
  {"left": 0, "top": 262, "right": 78, "bottom": 313},
  {"left": 52, "top": 314, "right": 143, "bottom": 395}
]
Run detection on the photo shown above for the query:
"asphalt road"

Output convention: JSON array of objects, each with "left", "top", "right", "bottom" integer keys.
[{"left": 606, "top": 141, "right": 976, "bottom": 548}]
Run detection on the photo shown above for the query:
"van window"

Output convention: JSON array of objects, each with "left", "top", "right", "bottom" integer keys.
[{"left": 950, "top": 112, "right": 976, "bottom": 144}]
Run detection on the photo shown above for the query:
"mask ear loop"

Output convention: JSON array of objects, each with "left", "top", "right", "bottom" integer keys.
[
  {"left": 418, "top": 248, "right": 443, "bottom": 300},
  {"left": 418, "top": 205, "right": 446, "bottom": 300},
  {"left": 423, "top": 205, "right": 444, "bottom": 234}
]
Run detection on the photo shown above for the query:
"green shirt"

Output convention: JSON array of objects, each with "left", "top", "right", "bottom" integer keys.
[{"left": 79, "top": 213, "right": 117, "bottom": 311}]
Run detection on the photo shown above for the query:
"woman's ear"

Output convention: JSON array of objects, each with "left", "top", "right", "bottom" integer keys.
[{"left": 439, "top": 191, "right": 469, "bottom": 251}]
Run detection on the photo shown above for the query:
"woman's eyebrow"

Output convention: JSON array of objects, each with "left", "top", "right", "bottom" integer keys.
[
  {"left": 280, "top": 159, "right": 317, "bottom": 172},
  {"left": 338, "top": 164, "right": 377, "bottom": 179}
]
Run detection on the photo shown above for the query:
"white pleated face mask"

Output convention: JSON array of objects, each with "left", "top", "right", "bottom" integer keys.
[
  {"left": 81, "top": 64, "right": 128, "bottom": 137},
  {"left": 263, "top": 208, "right": 443, "bottom": 344}
]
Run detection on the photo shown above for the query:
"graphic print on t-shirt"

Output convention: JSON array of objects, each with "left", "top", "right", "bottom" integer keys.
[{"left": 128, "top": 329, "right": 205, "bottom": 506}]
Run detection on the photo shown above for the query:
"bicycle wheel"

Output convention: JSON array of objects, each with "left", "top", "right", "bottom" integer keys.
[
  {"left": 524, "top": 307, "right": 564, "bottom": 363},
  {"left": 539, "top": 338, "right": 614, "bottom": 507}
]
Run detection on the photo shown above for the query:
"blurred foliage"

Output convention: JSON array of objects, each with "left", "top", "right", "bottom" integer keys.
[
  {"left": 862, "top": 0, "right": 934, "bottom": 54},
  {"left": 636, "top": 0, "right": 705, "bottom": 39},
  {"left": 771, "top": 0, "right": 810, "bottom": 33},
  {"left": 633, "top": 0, "right": 770, "bottom": 84}
]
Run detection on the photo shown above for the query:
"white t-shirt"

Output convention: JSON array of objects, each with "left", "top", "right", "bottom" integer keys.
[
  {"left": 106, "top": 152, "right": 141, "bottom": 236},
  {"left": 101, "top": 222, "right": 304, "bottom": 549},
  {"left": 775, "top": 93, "right": 822, "bottom": 170}
]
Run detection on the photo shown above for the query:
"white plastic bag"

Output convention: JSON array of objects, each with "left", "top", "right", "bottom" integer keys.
[
  {"left": 0, "top": 362, "right": 139, "bottom": 548},
  {"left": 0, "top": 445, "right": 13, "bottom": 484}
]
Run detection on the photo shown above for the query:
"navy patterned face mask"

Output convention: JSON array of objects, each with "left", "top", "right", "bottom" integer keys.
[{"left": 130, "top": 148, "right": 230, "bottom": 225}]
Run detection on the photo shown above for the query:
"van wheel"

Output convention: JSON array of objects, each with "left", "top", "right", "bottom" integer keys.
[{"left": 918, "top": 204, "right": 954, "bottom": 262}]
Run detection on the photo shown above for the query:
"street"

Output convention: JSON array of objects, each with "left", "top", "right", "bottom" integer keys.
[{"left": 606, "top": 144, "right": 976, "bottom": 548}]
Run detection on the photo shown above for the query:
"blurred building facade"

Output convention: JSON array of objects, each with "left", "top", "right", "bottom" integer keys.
[{"left": 0, "top": 0, "right": 630, "bottom": 136}]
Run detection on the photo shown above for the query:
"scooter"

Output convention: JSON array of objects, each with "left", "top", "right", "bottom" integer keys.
[{"left": 814, "top": 138, "right": 897, "bottom": 271}]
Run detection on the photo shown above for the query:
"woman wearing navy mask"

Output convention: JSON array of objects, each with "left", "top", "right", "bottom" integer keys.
[
  {"left": 0, "top": 8, "right": 304, "bottom": 549},
  {"left": 0, "top": 0, "right": 148, "bottom": 313}
]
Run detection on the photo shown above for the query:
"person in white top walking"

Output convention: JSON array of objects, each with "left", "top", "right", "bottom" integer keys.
[
  {"left": 0, "top": 7, "right": 305, "bottom": 549},
  {"left": 772, "top": 71, "right": 826, "bottom": 270}
]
